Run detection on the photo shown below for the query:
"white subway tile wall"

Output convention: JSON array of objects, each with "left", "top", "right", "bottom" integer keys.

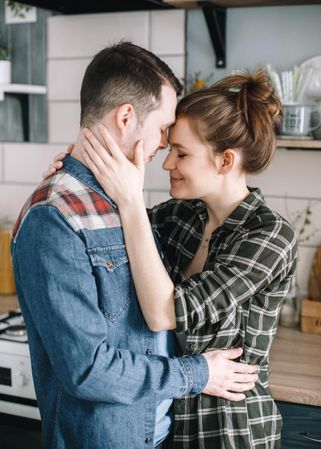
[
  {"left": 4, "top": 144, "right": 66, "bottom": 184},
  {"left": 47, "top": 59, "right": 90, "bottom": 101},
  {"left": 149, "top": 10, "right": 185, "bottom": 55},
  {"left": 47, "top": 12, "right": 150, "bottom": 59},
  {"left": 48, "top": 102, "right": 80, "bottom": 143},
  {"left": 0, "top": 144, "right": 66, "bottom": 220}
]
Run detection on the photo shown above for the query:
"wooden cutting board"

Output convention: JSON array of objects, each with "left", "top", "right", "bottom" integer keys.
[{"left": 308, "top": 245, "right": 321, "bottom": 301}]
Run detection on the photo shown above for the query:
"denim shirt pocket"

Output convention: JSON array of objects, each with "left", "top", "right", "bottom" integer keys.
[{"left": 88, "top": 244, "right": 133, "bottom": 323}]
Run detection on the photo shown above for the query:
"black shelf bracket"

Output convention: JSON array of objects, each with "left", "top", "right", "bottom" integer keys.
[{"left": 199, "top": 2, "right": 226, "bottom": 68}]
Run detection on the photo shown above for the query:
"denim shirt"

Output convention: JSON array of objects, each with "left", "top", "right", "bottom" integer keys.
[{"left": 11, "top": 155, "right": 208, "bottom": 449}]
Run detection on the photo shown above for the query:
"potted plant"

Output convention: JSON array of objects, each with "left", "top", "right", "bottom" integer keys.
[{"left": 0, "top": 39, "right": 11, "bottom": 84}]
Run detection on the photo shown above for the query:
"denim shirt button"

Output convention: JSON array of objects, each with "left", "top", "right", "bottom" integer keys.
[
  {"left": 145, "top": 436, "right": 152, "bottom": 444},
  {"left": 145, "top": 348, "right": 152, "bottom": 355},
  {"left": 106, "top": 261, "right": 113, "bottom": 269}
]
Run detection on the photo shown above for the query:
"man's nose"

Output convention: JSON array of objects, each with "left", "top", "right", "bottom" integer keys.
[{"left": 159, "top": 130, "right": 168, "bottom": 149}]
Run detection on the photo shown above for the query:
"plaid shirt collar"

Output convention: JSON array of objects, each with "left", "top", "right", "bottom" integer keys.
[
  {"left": 223, "top": 187, "right": 265, "bottom": 232},
  {"left": 62, "top": 155, "right": 117, "bottom": 208},
  {"left": 188, "top": 187, "right": 265, "bottom": 233}
]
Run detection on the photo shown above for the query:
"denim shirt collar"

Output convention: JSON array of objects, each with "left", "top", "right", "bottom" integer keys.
[{"left": 62, "top": 154, "right": 117, "bottom": 209}]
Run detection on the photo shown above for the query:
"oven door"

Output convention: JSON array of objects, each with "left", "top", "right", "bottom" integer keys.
[{"left": 0, "top": 352, "right": 40, "bottom": 420}]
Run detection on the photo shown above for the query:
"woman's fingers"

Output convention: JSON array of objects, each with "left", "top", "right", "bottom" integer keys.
[
  {"left": 81, "top": 136, "right": 108, "bottom": 180},
  {"left": 54, "top": 152, "right": 67, "bottom": 163},
  {"left": 53, "top": 144, "right": 74, "bottom": 163},
  {"left": 66, "top": 144, "right": 74, "bottom": 155},
  {"left": 82, "top": 128, "right": 112, "bottom": 164},
  {"left": 97, "top": 124, "right": 126, "bottom": 160},
  {"left": 42, "top": 167, "right": 56, "bottom": 179},
  {"left": 42, "top": 161, "right": 63, "bottom": 179}
]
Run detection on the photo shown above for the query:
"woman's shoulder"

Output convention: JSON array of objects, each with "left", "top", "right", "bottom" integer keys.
[{"left": 249, "top": 202, "right": 297, "bottom": 246}]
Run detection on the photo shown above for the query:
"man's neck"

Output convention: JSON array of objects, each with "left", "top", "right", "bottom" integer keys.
[{"left": 71, "top": 133, "right": 89, "bottom": 167}]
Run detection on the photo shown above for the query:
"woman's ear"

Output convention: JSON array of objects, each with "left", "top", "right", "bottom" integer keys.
[
  {"left": 114, "top": 104, "right": 138, "bottom": 136},
  {"left": 219, "top": 149, "right": 237, "bottom": 174}
]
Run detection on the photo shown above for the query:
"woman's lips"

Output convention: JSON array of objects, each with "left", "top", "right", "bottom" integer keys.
[{"left": 170, "top": 177, "right": 184, "bottom": 184}]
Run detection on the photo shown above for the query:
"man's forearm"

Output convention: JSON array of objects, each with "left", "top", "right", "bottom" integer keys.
[{"left": 120, "top": 198, "right": 176, "bottom": 331}]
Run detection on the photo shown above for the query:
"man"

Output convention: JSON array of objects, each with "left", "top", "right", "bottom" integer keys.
[{"left": 11, "top": 42, "right": 257, "bottom": 449}]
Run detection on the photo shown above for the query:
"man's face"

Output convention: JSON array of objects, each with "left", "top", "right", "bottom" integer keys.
[{"left": 134, "top": 84, "right": 177, "bottom": 165}]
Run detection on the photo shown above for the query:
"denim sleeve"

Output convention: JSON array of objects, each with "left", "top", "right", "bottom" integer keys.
[{"left": 12, "top": 205, "right": 208, "bottom": 404}]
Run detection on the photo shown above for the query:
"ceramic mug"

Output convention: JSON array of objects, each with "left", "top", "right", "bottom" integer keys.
[{"left": 279, "top": 104, "right": 321, "bottom": 137}]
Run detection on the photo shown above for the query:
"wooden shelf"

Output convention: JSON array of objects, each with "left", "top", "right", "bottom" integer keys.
[
  {"left": 0, "top": 83, "right": 47, "bottom": 102},
  {"left": 165, "top": 0, "right": 321, "bottom": 8},
  {"left": 276, "top": 139, "right": 321, "bottom": 149}
]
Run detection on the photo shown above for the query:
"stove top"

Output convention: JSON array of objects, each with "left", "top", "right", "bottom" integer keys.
[{"left": 0, "top": 310, "right": 28, "bottom": 343}]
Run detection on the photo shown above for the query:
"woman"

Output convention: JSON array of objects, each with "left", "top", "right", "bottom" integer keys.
[{"left": 48, "top": 69, "right": 297, "bottom": 449}]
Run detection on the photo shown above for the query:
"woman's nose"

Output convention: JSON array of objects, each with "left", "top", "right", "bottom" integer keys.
[{"left": 162, "top": 151, "right": 175, "bottom": 171}]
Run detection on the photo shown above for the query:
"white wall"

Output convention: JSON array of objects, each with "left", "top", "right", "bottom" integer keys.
[{"left": 0, "top": 143, "right": 67, "bottom": 221}]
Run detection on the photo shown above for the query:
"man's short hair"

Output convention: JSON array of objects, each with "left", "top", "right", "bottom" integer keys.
[{"left": 80, "top": 41, "right": 182, "bottom": 127}]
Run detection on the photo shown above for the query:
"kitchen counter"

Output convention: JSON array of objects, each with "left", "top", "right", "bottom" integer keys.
[
  {"left": 269, "top": 325, "right": 321, "bottom": 407},
  {"left": 1, "top": 295, "right": 321, "bottom": 406},
  {"left": 0, "top": 295, "right": 19, "bottom": 314}
]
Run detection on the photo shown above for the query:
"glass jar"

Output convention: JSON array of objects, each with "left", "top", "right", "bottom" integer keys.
[{"left": 280, "top": 278, "right": 299, "bottom": 328}]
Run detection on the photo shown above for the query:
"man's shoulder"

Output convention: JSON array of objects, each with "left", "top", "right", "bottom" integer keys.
[{"left": 13, "top": 170, "right": 120, "bottom": 239}]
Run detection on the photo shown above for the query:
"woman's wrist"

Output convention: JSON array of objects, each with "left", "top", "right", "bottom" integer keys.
[{"left": 118, "top": 191, "right": 145, "bottom": 213}]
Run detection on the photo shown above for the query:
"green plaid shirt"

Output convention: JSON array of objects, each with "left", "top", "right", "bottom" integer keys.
[{"left": 148, "top": 188, "right": 297, "bottom": 449}]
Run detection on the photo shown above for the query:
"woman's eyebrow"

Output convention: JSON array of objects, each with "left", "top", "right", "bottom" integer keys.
[{"left": 169, "top": 142, "right": 189, "bottom": 151}]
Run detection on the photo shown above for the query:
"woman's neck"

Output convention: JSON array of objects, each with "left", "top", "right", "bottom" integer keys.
[{"left": 204, "top": 180, "right": 250, "bottom": 230}]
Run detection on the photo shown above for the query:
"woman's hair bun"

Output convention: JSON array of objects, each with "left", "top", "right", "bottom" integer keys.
[
  {"left": 215, "top": 68, "right": 282, "bottom": 126},
  {"left": 241, "top": 69, "right": 282, "bottom": 122}
]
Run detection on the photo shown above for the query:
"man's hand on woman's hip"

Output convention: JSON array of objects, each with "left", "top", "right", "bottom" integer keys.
[{"left": 202, "top": 347, "right": 258, "bottom": 401}]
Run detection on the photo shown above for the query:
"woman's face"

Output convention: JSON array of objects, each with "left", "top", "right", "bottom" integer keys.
[{"left": 163, "top": 116, "right": 221, "bottom": 201}]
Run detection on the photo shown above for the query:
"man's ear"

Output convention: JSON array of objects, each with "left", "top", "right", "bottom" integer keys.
[{"left": 114, "top": 104, "right": 138, "bottom": 136}]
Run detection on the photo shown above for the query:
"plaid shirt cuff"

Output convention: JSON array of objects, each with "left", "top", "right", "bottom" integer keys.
[{"left": 177, "top": 354, "right": 209, "bottom": 395}]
